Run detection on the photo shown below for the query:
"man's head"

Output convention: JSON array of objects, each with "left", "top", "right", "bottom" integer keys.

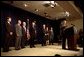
[
  {"left": 23, "top": 22, "right": 26, "bottom": 26},
  {"left": 63, "top": 20, "right": 67, "bottom": 25},
  {"left": 18, "top": 20, "right": 21, "bottom": 25},
  {"left": 51, "top": 27, "right": 53, "bottom": 30},
  {"left": 61, "top": 20, "right": 67, "bottom": 27},
  {"left": 46, "top": 27, "right": 48, "bottom": 31},
  {"left": 7, "top": 17, "right": 11, "bottom": 22},
  {"left": 27, "top": 19, "right": 29, "bottom": 21},
  {"left": 43, "top": 24, "right": 46, "bottom": 29},
  {"left": 34, "top": 21, "right": 36, "bottom": 23},
  {"left": 32, "top": 22, "right": 35, "bottom": 26}
]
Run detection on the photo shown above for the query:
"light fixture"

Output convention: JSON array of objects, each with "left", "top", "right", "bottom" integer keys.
[
  {"left": 24, "top": 4, "right": 28, "bottom": 7},
  {"left": 55, "top": 2, "right": 59, "bottom": 6},
  {"left": 65, "top": 11, "right": 70, "bottom": 17},
  {"left": 50, "top": 1, "right": 55, "bottom": 4},
  {"left": 61, "top": 11, "right": 70, "bottom": 17},
  {"left": 35, "top": 9, "right": 39, "bottom": 12},
  {"left": 50, "top": 1, "right": 59, "bottom": 8},
  {"left": 63, "top": 11, "right": 70, "bottom": 17},
  {"left": 43, "top": 1, "right": 59, "bottom": 8}
]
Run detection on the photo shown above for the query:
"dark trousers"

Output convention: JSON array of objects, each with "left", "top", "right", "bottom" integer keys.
[
  {"left": 21, "top": 36, "right": 26, "bottom": 48},
  {"left": 49, "top": 39, "right": 53, "bottom": 45},
  {"left": 29, "top": 37, "right": 35, "bottom": 48},
  {"left": 62, "top": 36, "right": 67, "bottom": 49},
  {"left": 42, "top": 36, "right": 46, "bottom": 46},
  {"left": 25, "top": 39, "right": 30, "bottom": 46},
  {"left": 15, "top": 36, "right": 21, "bottom": 49},
  {"left": 41, "top": 39, "right": 45, "bottom": 46},
  {"left": 3, "top": 35, "right": 11, "bottom": 52}
]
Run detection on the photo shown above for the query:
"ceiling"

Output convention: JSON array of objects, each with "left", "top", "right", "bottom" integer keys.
[{"left": 2, "top": 1, "right": 83, "bottom": 21}]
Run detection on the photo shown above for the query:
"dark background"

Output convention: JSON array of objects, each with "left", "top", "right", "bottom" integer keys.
[{"left": 74, "top": 0, "right": 83, "bottom": 12}]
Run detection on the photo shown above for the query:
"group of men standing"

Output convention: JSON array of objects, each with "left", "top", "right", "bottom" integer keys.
[
  {"left": 42, "top": 24, "right": 54, "bottom": 46},
  {"left": 3, "top": 17, "right": 54, "bottom": 52},
  {"left": 3, "top": 17, "right": 28, "bottom": 51}
]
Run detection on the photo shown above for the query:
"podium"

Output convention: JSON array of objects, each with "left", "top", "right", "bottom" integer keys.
[{"left": 64, "top": 26, "right": 77, "bottom": 50}]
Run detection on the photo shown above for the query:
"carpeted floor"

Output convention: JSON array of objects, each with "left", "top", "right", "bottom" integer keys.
[{"left": 1, "top": 43, "right": 83, "bottom": 56}]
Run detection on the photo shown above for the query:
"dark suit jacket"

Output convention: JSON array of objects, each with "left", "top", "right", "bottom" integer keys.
[
  {"left": 29, "top": 27, "right": 35, "bottom": 38},
  {"left": 15, "top": 24, "right": 22, "bottom": 36},
  {"left": 22, "top": 27, "right": 27, "bottom": 38},
  {"left": 5, "top": 22, "right": 12, "bottom": 37}
]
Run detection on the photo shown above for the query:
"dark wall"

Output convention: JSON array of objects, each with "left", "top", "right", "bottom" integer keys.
[
  {"left": 74, "top": 0, "right": 83, "bottom": 12},
  {"left": 1, "top": 2, "right": 64, "bottom": 47}
]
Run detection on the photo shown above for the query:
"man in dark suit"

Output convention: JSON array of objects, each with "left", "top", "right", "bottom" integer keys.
[
  {"left": 49, "top": 27, "right": 54, "bottom": 45},
  {"left": 64, "top": 26, "right": 74, "bottom": 50},
  {"left": 60, "top": 20, "right": 67, "bottom": 49},
  {"left": 42, "top": 24, "right": 46, "bottom": 46},
  {"left": 21, "top": 22, "right": 27, "bottom": 48},
  {"left": 26, "top": 19, "right": 30, "bottom": 45},
  {"left": 3, "top": 17, "right": 13, "bottom": 52},
  {"left": 29, "top": 21, "right": 36, "bottom": 48}
]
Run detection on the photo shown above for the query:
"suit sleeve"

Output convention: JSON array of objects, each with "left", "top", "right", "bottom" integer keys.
[
  {"left": 15, "top": 25, "right": 19, "bottom": 36},
  {"left": 6, "top": 23, "right": 11, "bottom": 33}
]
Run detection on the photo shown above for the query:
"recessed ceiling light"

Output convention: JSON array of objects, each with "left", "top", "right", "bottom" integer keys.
[
  {"left": 65, "top": 11, "right": 70, "bottom": 17},
  {"left": 24, "top": 4, "right": 28, "bottom": 7},
  {"left": 35, "top": 9, "right": 39, "bottom": 12},
  {"left": 50, "top": 1, "right": 55, "bottom": 4}
]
